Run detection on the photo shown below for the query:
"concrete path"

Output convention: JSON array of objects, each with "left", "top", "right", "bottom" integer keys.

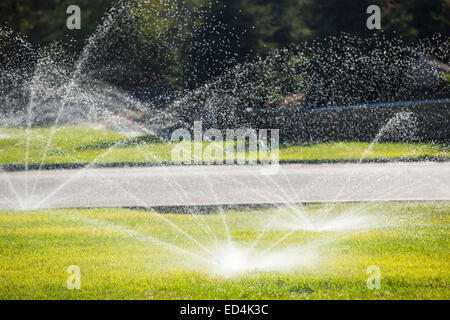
[{"left": 0, "top": 162, "right": 449, "bottom": 210}]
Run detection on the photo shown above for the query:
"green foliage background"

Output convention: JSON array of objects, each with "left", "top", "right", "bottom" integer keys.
[{"left": 1, "top": 0, "right": 449, "bottom": 89}]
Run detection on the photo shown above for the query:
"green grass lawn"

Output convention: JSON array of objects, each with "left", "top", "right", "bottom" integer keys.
[
  {"left": 0, "top": 126, "right": 448, "bottom": 165},
  {"left": 0, "top": 202, "right": 448, "bottom": 300}
]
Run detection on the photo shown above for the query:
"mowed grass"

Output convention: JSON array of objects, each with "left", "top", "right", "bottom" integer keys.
[
  {"left": 0, "top": 126, "right": 448, "bottom": 165},
  {"left": 0, "top": 202, "right": 448, "bottom": 300}
]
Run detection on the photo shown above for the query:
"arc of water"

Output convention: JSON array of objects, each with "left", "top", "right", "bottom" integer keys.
[
  {"left": 202, "top": 164, "right": 316, "bottom": 251},
  {"left": 325, "top": 168, "right": 448, "bottom": 224},
  {"left": 257, "top": 169, "right": 439, "bottom": 255},
  {"left": 0, "top": 30, "right": 39, "bottom": 209},
  {"left": 28, "top": 142, "right": 220, "bottom": 262},
  {"left": 28, "top": 3, "right": 134, "bottom": 197},
  {"left": 142, "top": 139, "right": 221, "bottom": 245},
  {"left": 25, "top": 110, "right": 221, "bottom": 259},
  {"left": 315, "top": 111, "right": 418, "bottom": 226},
  {"left": 24, "top": 57, "right": 49, "bottom": 207},
  {"left": 86, "top": 168, "right": 220, "bottom": 261},
  {"left": 66, "top": 212, "right": 218, "bottom": 266}
]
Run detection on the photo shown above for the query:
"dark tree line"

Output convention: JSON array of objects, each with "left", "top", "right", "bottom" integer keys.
[{"left": 1, "top": 0, "right": 449, "bottom": 89}]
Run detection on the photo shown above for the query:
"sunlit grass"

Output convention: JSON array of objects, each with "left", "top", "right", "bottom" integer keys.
[
  {"left": 0, "top": 202, "right": 448, "bottom": 299},
  {"left": 0, "top": 126, "right": 448, "bottom": 165}
]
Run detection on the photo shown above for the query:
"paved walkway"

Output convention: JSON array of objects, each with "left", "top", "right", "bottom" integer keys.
[{"left": 0, "top": 162, "right": 448, "bottom": 210}]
